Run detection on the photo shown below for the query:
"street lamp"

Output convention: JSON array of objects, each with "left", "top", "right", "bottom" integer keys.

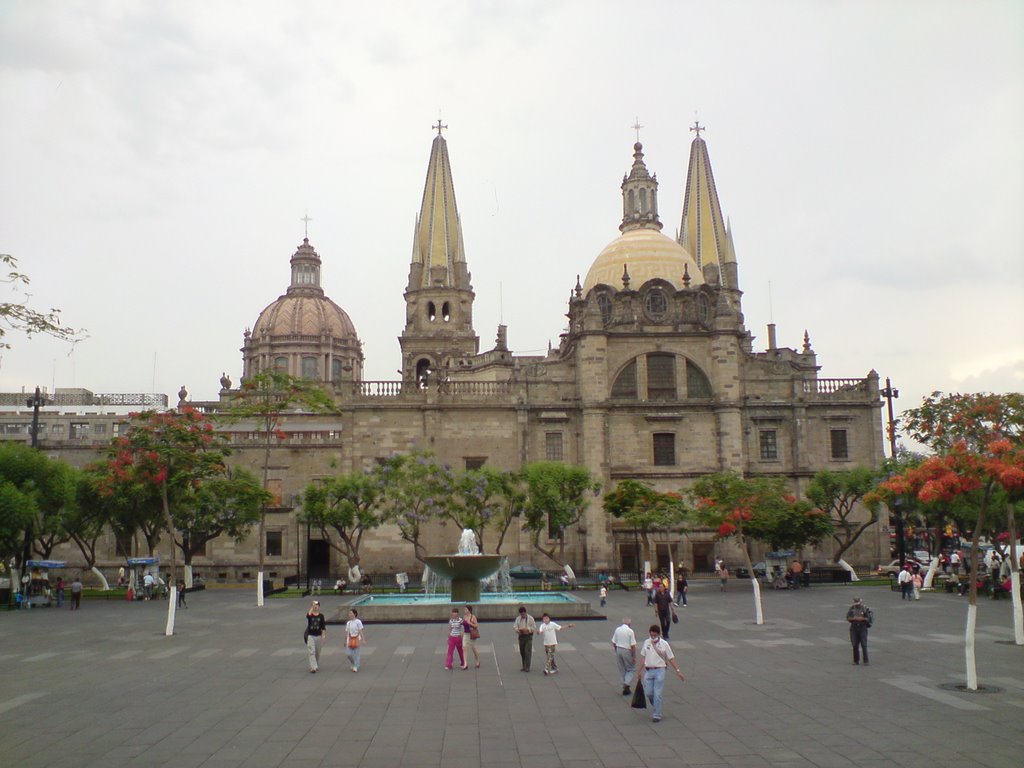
[
  {"left": 26, "top": 386, "right": 45, "bottom": 449},
  {"left": 880, "top": 378, "right": 906, "bottom": 567}
]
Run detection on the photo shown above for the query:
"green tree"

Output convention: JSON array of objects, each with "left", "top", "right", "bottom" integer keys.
[
  {"left": 521, "top": 462, "right": 600, "bottom": 567},
  {"left": 0, "top": 253, "right": 83, "bottom": 348},
  {"left": 604, "top": 479, "right": 689, "bottom": 565},
  {"left": 218, "top": 370, "right": 337, "bottom": 605},
  {"left": 302, "top": 471, "right": 383, "bottom": 574},
  {"left": 173, "top": 466, "right": 268, "bottom": 567},
  {"left": 805, "top": 466, "right": 882, "bottom": 569},
  {"left": 66, "top": 470, "right": 117, "bottom": 589},
  {"left": 377, "top": 451, "right": 455, "bottom": 564},
  {"left": 880, "top": 392, "right": 1024, "bottom": 687},
  {"left": 691, "top": 472, "right": 832, "bottom": 624},
  {"left": 0, "top": 442, "right": 77, "bottom": 565},
  {"left": 104, "top": 408, "right": 228, "bottom": 633},
  {"left": 446, "top": 467, "right": 526, "bottom": 554},
  {"left": 0, "top": 446, "right": 40, "bottom": 566}
]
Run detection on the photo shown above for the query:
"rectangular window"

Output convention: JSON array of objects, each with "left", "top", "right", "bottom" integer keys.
[
  {"left": 69, "top": 422, "right": 89, "bottom": 439},
  {"left": 464, "top": 457, "right": 487, "bottom": 470},
  {"left": 830, "top": 429, "right": 849, "bottom": 460},
  {"left": 611, "top": 360, "right": 638, "bottom": 399},
  {"left": 653, "top": 433, "right": 676, "bottom": 466},
  {"left": 759, "top": 430, "right": 779, "bottom": 460},
  {"left": 646, "top": 354, "right": 676, "bottom": 400},
  {"left": 266, "top": 531, "right": 283, "bottom": 557},
  {"left": 93, "top": 423, "right": 107, "bottom": 435},
  {"left": 51, "top": 423, "right": 66, "bottom": 434},
  {"left": 266, "top": 479, "right": 283, "bottom": 507},
  {"left": 545, "top": 432, "right": 564, "bottom": 462}
]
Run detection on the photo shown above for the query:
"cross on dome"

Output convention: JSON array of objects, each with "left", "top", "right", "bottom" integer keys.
[
  {"left": 690, "top": 120, "right": 705, "bottom": 139},
  {"left": 632, "top": 118, "right": 644, "bottom": 143},
  {"left": 300, "top": 211, "right": 312, "bottom": 238},
  {"left": 433, "top": 119, "right": 448, "bottom": 136}
]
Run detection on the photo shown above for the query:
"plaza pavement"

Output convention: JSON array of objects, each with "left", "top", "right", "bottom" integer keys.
[{"left": 1, "top": 581, "right": 1022, "bottom": 768}]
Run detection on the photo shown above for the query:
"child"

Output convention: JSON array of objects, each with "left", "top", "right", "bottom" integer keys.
[
  {"left": 537, "top": 613, "right": 575, "bottom": 675},
  {"left": 599, "top": 584, "right": 608, "bottom": 608},
  {"left": 445, "top": 608, "right": 467, "bottom": 670}
]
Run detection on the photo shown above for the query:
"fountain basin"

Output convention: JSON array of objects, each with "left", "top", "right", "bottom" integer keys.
[
  {"left": 422, "top": 554, "right": 504, "bottom": 602},
  {"left": 339, "top": 591, "right": 604, "bottom": 624}
]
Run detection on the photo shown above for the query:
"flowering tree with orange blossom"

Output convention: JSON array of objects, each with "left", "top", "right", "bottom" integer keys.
[
  {"left": 690, "top": 473, "right": 833, "bottom": 625},
  {"left": 103, "top": 408, "right": 229, "bottom": 635},
  {"left": 878, "top": 392, "right": 1024, "bottom": 688}
]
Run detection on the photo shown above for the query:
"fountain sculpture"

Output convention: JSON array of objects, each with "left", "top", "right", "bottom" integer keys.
[{"left": 422, "top": 529, "right": 503, "bottom": 602}]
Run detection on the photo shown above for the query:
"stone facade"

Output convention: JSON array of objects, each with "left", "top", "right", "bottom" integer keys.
[{"left": 2, "top": 128, "right": 887, "bottom": 582}]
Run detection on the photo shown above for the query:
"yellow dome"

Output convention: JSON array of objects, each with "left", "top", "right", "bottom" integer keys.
[
  {"left": 252, "top": 293, "right": 358, "bottom": 341},
  {"left": 583, "top": 228, "right": 702, "bottom": 293}
]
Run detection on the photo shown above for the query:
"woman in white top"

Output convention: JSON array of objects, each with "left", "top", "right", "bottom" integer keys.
[{"left": 345, "top": 608, "right": 365, "bottom": 672}]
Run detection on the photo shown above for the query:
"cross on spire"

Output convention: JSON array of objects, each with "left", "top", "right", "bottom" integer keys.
[
  {"left": 300, "top": 211, "right": 312, "bottom": 238},
  {"left": 433, "top": 119, "right": 448, "bottom": 136},
  {"left": 632, "top": 117, "right": 643, "bottom": 143},
  {"left": 690, "top": 120, "right": 705, "bottom": 139}
]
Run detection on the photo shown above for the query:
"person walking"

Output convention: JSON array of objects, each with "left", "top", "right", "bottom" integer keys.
[
  {"left": 599, "top": 584, "right": 608, "bottom": 608},
  {"left": 444, "top": 608, "right": 467, "bottom": 670},
  {"left": 643, "top": 574, "right": 655, "bottom": 606},
  {"left": 462, "top": 605, "right": 481, "bottom": 669},
  {"left": 55, "top": 577, "right": 65, "bottom": 608},
  {"left": 177, "top": 579, "right": 187, "bottom": 608},
  {"left": 70, "top": 575, "right": 83, "bottom": 610},
  {"left": 911, "top": 570, "right": 923, "bottom": 601},
  {"left": 513, "top": 605, "right": 537, "bottom": 672},
  {"left": 719, "top": 566, "right": 729, "bottom": 592},
  {"left": 305, "top": 600, "right": 327, "bottom": 673},
  {"left": 675, "top": 570, "right": 687, "bottom": 607},
  {"left": 898, "top": 565, "right": 913, "bottom": 600},
  {"left": 537, "top": 613, "right": 575, "bottom": 675},
  {"left": 846, "top": 596, "right": 872, "bottom": 665},
  {"left": 636, "top": 624, "right": 685, "bottom": 723},
  {"left": 611, "top": 617, "right": 637, "bottom": 695},
  {"left": 345, "top": 608, "right": 365, "bottom": 672},
  {"left": 653, "top": 583, "right": 676, "bottom": 640}
]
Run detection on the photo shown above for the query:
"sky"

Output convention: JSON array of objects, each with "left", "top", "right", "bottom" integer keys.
[{"left": 1, "top": 1, "right": 1021, "bottom": 452}]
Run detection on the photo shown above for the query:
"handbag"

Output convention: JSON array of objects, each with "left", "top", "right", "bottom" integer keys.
[
  {"left": 671, "top": 610, "right": 679, "bottom": 624},
  {"left": 630, "top": 679, "right": 647, "bottom": 709},
  {"left": 347, "top": 635, "right": 360, "bottom": 649},
  {"left": 470, "top": 627, "right": 480, "bottom": 640}
]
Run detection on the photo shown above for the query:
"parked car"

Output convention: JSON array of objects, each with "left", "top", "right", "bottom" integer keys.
[
  {"left": 734, "top": 562, "right": 769, "bottom": 579},
  {"left": 877, "top": 559, "right": 923, "bottom": 576},
  {"left": 912, "top": 550, "right": 933, "bottom": 565},
  {"left": 508, "top": 564, "right": 543, "bottom": 579}
]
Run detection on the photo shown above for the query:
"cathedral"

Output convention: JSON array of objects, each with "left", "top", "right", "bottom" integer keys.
[
  {"left": 3, "top": 125, "right": 886, "bottom": 582},
  {"left": 204, "top": 124, "right": 886, "bottom": 580}
]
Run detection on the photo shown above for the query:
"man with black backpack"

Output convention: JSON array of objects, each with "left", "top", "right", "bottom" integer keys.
[{"left": 846, "top": 596, "right": 872, "bottom": 665}]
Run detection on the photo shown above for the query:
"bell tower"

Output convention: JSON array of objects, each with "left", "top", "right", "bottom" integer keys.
[{"left": 399, "top": 123, "right": 479, "bottom": 384}]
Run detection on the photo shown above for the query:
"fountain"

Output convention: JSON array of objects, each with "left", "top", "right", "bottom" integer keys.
[
  {"left": 340, "top": 528, "right": 604, "bottom": 623},
  {"left": 422, "top": 529, "right": 502, "bottom": 602}
]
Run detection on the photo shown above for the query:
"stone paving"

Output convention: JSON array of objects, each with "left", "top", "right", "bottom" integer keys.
[{"left": 1, "top": 581, "right": 1022, "bottom": 768}]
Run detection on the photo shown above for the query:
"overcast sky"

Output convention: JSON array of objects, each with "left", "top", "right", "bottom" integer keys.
[{"left": 1, "top": 1, "right": 1021, "bottom": 450}]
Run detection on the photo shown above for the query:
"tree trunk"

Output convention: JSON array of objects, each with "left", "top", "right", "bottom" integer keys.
[
  {"left": 161, "top": 479, "right": 178, "bottom": 637},
  {"left": 964, "top": 492, "right": 988, "bottom": 690},
  {"left": 836, "top": 559, "right": 859, "bottom": 581},
  {"left": 89, "top": 565, "right": 110, "bottom": 590},
  {"left": 257, "top": 433, "right": 271, "bottom": 608},
  {"left": 739, "top": 532, "right": 764, "bottom": 625},
  {"left": 1007, "top": 501, "right": 1023, "bottom": 645}
]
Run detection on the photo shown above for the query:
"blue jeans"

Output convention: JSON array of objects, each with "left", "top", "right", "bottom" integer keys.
[
  {"left": 643, "top": 667, "right": 666, "bottom": 718},
  {"left": 347, "top": 642, "right": 361, "bottom": 670}
]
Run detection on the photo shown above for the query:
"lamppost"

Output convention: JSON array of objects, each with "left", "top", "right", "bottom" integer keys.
[
  {"left": 21, "top": 387, "right": 46, "bottom": 587},
  {"left": 881, "top": 378, "right": 906, "bottom": 567}
]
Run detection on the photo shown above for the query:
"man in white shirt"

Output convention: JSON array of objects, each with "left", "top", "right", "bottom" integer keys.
[
  {"left": 611, "top": 618, "right": 637, "bottom": 696},
  {"left": 897, "top": 565, "right": 913, "bottom": 600},
  {"left": 637, "top": 624, "right": 684, "bottom": 723},
  {"left": 643, "top": 574, "right": 654, "bottom": 606}
]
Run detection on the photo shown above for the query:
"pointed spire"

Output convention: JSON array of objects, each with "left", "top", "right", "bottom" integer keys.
[
  {"left": 682, "top": 263, "right": 691, "bottom": 288},
  {"left": 574, "top": 275, "right": 583, "bottom": 298},
  {"left": 409, "top": 128, "right": 468, "bottom": 289},
  {"left": 621, "top": 264, "right": 631, "bottom": 289},
  {"left": 619, "top": 140, "right": 662, "bottom": 233},
  {"left": 803, "top": 330, "right": 813, "bottom": 353},
  {"left": 678, "top": 123, "right": 731, "bottom": 277}
]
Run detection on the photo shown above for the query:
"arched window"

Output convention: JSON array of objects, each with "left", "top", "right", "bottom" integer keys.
[
  {"left": 427, "top": 302, "right": 436, "bottom": 322},
  {"left": 646, "top": 353, "right": 676, "bottom": 400},
  {"left": 627, "top": 189, "right": 635, "bottom": 214},
  {"left": 611, "top": 360, "right": 637, "bottom": 399},
  {"left": 442, "top": 302, "right": 451, "bottom": 322},
  {"left": 301, "top": 357, "right": 318, "bottom": 380},
  {"left": 331, "top": 358, "right": 343, "bottom": 383},
  {"left": 273, "top": 356, "right": 288, "bottom": 372},
  {"left": 639, "top": 188, "right": 648, "bottom": 214},
  {"left": 415, "top": 358, "right": 432, "bottom": 389},
  {"left": 686, "top": 360, "right": 712, "bottom": 398}
]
